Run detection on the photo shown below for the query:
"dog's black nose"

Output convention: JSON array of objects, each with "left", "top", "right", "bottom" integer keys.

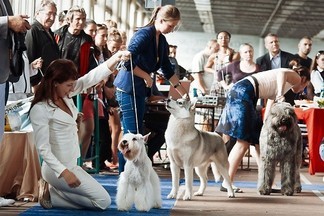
[
  {"left": 121, "top": 140, "right": 127, "bottom": 145},
  {"left": 167, "top": 98, "right": 171, "bottom": 102}
]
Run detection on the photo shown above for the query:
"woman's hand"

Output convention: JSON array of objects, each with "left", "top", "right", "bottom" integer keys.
[
  {"left": 275, "top": 95, "right": 285, "bottom": 102},
  {"left": 59, "top": 169, "right": 81, "bottom": 188},
  {"left": 106, "top": 50, "right": 131, "bottom": 71},
  {"left": 143, "top": 73, "right": 153, "bottom": 88},
  {"left": 31, "top": 57, "right": 43, "bottom": 70}
]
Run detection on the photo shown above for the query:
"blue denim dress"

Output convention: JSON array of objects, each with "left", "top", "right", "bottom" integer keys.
[{"left": 216, "top": 79, "right": 262, "bottom": 144}]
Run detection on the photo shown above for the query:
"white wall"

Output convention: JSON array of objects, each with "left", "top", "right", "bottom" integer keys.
[{"left": 165, "top": 31, "right": 324, "bottom": 71}]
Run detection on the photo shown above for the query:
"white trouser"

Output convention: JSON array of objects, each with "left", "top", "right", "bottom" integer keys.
[
  {"left": 42, "top": 163, "right": 111, "bottom": 210},
  {"left": 0, "top": 83, "right": 5, "bottom": 143}
]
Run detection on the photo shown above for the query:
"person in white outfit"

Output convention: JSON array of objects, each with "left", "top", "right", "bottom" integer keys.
[
  {"left": 29, "top": 50, "right": 130, "bottom": 210},
  {"left": 310, "top": 51, "right": 324, "bottom": 98}
]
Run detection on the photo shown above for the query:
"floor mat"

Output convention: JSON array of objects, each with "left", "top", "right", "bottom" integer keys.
[{"left": 20, "top": 175, "right": 175, "bottom": 216}]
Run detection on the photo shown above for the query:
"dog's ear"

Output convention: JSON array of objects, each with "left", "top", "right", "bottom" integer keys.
[{"left": 143, "top": 132, "right": 151, "bottom": 143}]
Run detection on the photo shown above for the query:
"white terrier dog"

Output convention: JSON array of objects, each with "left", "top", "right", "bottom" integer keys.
[
  {"left": 116, "top": 133, "right": 162, "bottom": 211},
  {"left": 165, "top": 97, "right": 234, "bottom": 200}
]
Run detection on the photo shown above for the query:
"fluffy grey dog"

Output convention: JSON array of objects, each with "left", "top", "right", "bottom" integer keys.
[{"left": 258, "top": 102, "right": 302, "bottom": 196}]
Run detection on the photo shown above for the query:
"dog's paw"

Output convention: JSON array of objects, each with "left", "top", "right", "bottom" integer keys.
[
  {"left": 282, "top": 188, "right": 294, "bottom": 196},
  {"left": 182, "top": 192, "right": 192, "bottom": 201},
  {"left": 295, "top": 186, "right": 302, "bottom": 193},
  {"left": 167, "top": 191, "right": 177, "bottom": 199},
  {"left": 258, "top": 188, "right": 271, "bottom": 195},
  {"left": 117, "top": 206, "right": 131, "bottom": 211},
  {"left": 135, "top": 204, "right": 151, "bottom": 212},
  {"left": 193, "top": 190, "right": 204, "bottom": 196},
  {"left": 228, "top": 190, "right": 235, "bottom": 198}
]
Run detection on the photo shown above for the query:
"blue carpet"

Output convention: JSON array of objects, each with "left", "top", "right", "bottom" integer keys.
[
  {"left": 20, "top": 175, "right": 324, "bottom": 215},
  {"left": 20, "top": 175, "right": 176, "bottom": 216}
]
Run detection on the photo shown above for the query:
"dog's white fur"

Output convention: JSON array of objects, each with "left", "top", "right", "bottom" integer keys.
[
  {"left": 116, "top": 133, "right": 162, "bottom": 211},
  {"left": 165, "top": 97, "right": 234, "bottom": 200}
]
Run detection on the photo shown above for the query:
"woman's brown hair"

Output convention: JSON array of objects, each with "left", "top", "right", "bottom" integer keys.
[
  {"left": 289, "top": 60, "right": 310, "bottom": 81},
  {"left": 144, "top": 5, "right": 181, "bottom": 28},
  {"left": 30, "top": 59, "right": 79, "bottom": 110}
]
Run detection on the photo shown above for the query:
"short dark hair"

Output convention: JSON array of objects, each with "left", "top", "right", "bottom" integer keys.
[{"left": 216, "top": 30, "right": 231, "bottom": 39}]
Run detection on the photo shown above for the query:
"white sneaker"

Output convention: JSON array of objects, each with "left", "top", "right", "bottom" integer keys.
[{"left": 0, "top": 197, "right": 15, "bottom": 207}]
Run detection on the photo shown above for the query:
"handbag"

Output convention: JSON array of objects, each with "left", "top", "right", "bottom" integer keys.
[{"left": 8, "top": 32, "right": 27, "bottom": 83}]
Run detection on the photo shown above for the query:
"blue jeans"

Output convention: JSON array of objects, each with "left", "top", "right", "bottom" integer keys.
[{"left": 116, "top": 90, "right": 146, "bottom": 173}]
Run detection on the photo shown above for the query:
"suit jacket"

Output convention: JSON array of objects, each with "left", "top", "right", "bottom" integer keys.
[
  {"left": 30, "top": 63, "right": 112, "bottom": 177},
  {"left": 0, "top": 0, "right": 13, "bottom": 83},
  {"left": 256, "top": 50, "right": 294, "bottom": 71}
]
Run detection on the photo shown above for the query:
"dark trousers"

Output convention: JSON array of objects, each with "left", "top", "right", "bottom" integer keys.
[
  {"left": 99, "top": 118, "right": 112, "bottom": 169},
  {"left": 144, "top": 111, "right": 170, "bottom": 162}
]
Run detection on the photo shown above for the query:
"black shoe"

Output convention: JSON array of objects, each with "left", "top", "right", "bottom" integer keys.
[{"left": 271, "top": 188, "right": 281, "bottom": 193}]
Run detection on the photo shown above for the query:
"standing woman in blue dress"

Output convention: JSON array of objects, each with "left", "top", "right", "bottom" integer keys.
[{"left": 114, "top": 5, "right": 188, "bottom": 173}]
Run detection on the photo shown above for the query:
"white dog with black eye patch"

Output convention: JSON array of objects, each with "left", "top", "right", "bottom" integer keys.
[
  {"left": 165, "top": 97, "right": 234, "bottom": 200},
  {"left": 116, "top": 133, "right": 162, "bottom": 212}
]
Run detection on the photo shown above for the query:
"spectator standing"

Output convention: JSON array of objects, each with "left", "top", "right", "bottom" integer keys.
[
  {"left": 168, "top": 44, "right": 187, "bottom": 80},
  {"left": 57, "top": 9, "right": 68, "bottom": 27},
  {"left": 190, "top": 39, "right": 218, "bottom": 96},
  {"left": 83, "top": 19, "right": 97, "bottom": 41},
  {"left": 54, "top": 5, "right": 94, "bottom": 78},
  {"left": 293, "top": 36, "right": 313, "bottom": 167},
  {"left": 25, "top": 0, "right": 59, "bottom": 90},
  {"left": 104, "top": 28, "right": 123, "bottom": 170},
  {"left": 294, "top": 36, "right": 313, "bottom": 100},
  {"left": 310, "top": 51, "right": 324, "bottom": 98},
  {"left": 256, "top": 33, "right": 295, "bottom": 105},
  {"left": 205, "top": 31, "right": 240, "bottom": 95},
  {"left": 216, "top": 43, "right": 260, "bottom": 96},
  {"left": 0, "top": 0, "right": 31, "bottom": 207}
]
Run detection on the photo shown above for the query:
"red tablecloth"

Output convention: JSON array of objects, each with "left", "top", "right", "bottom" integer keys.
[{"left": 294, "top": 108, "right": 324, "bottom": 175}]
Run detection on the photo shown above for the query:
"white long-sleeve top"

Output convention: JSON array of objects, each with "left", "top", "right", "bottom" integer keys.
[
  {"left": 30, "top": 63, "right": 112, "bottom": 177},
  {"left": 311, "top": 67, "right": 324, "bottom": 94}
]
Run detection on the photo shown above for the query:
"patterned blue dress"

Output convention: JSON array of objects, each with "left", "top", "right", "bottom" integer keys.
[{"left": 216, "top": 79, "right": 262, "bottom": 144}]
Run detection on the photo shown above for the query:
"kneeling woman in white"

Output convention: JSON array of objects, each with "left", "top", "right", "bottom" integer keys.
[{"left": 29, "top": 51, "right": 130, "bottom": 210}]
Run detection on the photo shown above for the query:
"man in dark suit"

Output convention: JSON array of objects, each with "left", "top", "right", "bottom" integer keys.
[
  {"left": 0, "top": 0, "right": 30, "bottom": 207},
  {"left": 256, "top": 33, "right": 295, "bottom": 105}
]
